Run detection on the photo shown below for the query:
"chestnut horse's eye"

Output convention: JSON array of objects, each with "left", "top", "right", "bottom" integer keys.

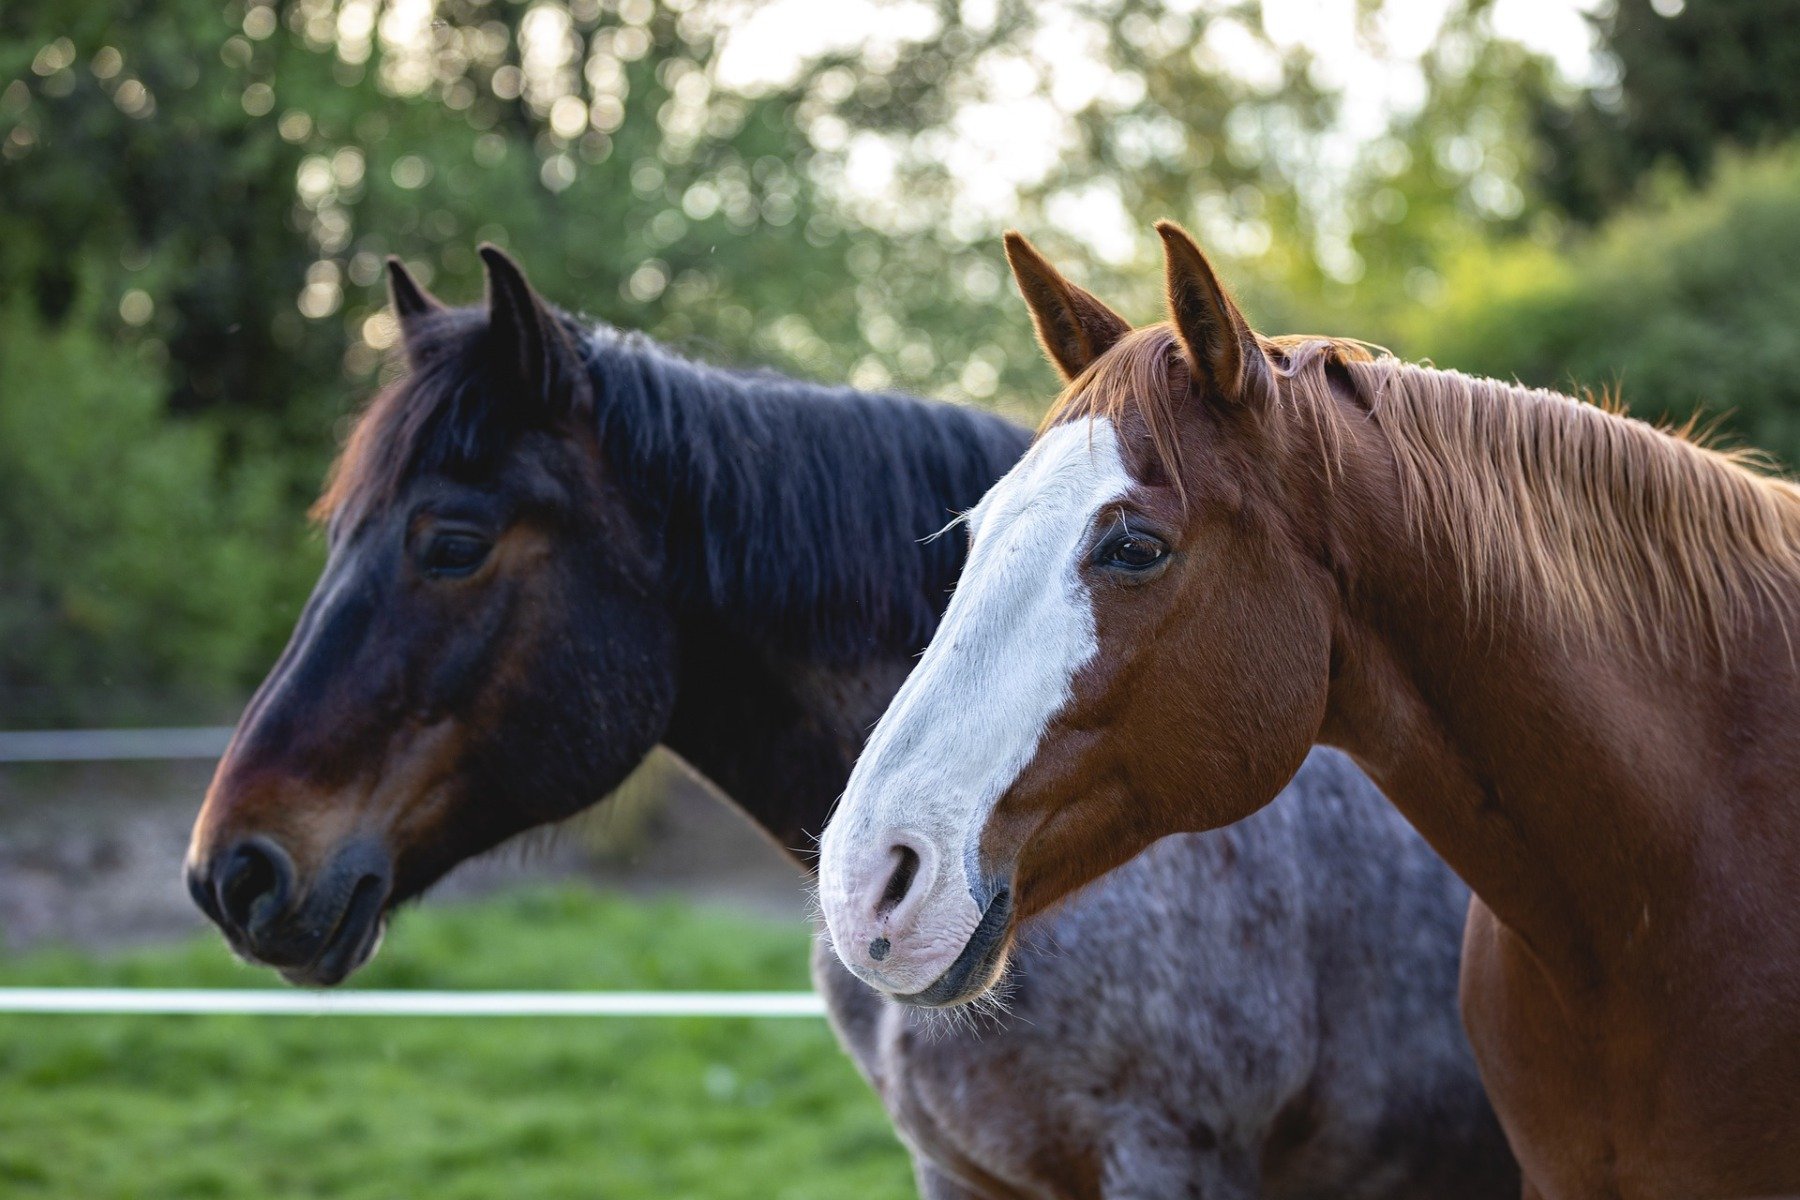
[
  {"left": 1096, "top": 532, "right": 1169, "bottom": 573},
  {"left": 420, "top": 532, "right": 491, "bottom": 579}
]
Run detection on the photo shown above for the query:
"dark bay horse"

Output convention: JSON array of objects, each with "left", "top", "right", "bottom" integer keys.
[
  {"left": 185, "top": 247, "right": 1514, "bottom": 1197},
  {"left": 819, "top": 224, "right": 1800, "bottom": 1199}
]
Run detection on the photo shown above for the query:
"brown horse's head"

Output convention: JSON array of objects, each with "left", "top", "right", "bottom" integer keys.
[
  {"left": 819, "top": 224, "right": 1338, "bottom": 1005},
  {"left": 186, "top": 248, "right": 677, "bottom": 984}
]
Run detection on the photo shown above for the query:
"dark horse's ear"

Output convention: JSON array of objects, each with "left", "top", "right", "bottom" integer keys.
[
  {"left": 385, "top": 257, "right": 445, "bottom": 362},
  {"left": 1155, "top": 221, "right": 1269, "bottom": 406},
  {"left": 1003, "top": 231, "right": 1131, "bottom": 382},
  {"left": 478, "top": 243, "right": 586, "bottom": 416}
]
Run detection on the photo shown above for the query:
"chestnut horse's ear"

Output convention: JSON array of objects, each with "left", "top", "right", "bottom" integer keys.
[
  {"left": 478, "top": 243, "right": 584, "bottom": 412},
  {"left": 1003, "top": 231, "right": 1131, "bottom": 382},
  {"left": 1155, "top": 221, "right": 1267, "bottom": 405},
  {"left": 385, "top": 257, "right": 445, "bottom": 359}
]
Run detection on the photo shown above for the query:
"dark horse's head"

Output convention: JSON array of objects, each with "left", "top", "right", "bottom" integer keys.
[{"left": 186, "top": 248, "right": 677, "bottom": 984}]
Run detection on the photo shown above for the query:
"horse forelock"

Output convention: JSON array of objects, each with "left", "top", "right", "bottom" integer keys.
[
  {"left": 311, "top": 306, "right": 524, "bottom": 536},
  {"left": 1039, "top": 325, "right": 1191, "bottom": 505}
]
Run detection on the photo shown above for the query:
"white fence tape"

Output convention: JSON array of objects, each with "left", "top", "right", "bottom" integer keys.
[
  {"left": 0, "top": 988, "right": 827, "bottom": 1017},
  {"left": 0, "top": 727, "right": 235, "bottom": 762},
  {"left": 1, "top": 735, "right": 829, "bottom": 1022}
]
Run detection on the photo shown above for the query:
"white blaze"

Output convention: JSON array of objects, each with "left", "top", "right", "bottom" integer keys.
[{"left": 819, "top": 419, "right": 1135, "bottom": 994}]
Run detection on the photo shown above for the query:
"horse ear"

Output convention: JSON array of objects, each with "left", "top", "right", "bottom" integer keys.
[
  {"left": 1003, "top": 231, "right": 1131, "bottom": 382},
  {"left": 478, "top": 243, "right": 582, "bottom": 411},
  {"left": 385, "top": 257, "right": 444, "bottom": 359},
  {"left": 1155, "top": 221, "right": 1267, "bottom": 406}
]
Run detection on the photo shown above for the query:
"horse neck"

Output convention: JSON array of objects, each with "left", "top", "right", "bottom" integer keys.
[
  {"left": 1310, "top": 371, "right": 1800, "bottom": 979},
  {"left": 661, "top": 623, "right": 915, "bottom": 871},
  {"left": 584, "top": 335, "right": 1030, "bottom": 871}
]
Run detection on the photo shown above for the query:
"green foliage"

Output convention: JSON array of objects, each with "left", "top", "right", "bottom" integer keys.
[
  {"left": 0, "top": 288, "right": 315, "bottom": 724},
  {"left": 1403, "top": 146, "right": 1800, "bottom": 469},
  {"left": 0, "top": 887, "right": 913, "bottom": 1200},
  {"left": 0, "top": 0, "right": 1336, "bottom": 719},
  {"left": 1535, "top": 0, "right": 1800, "bottom": 222},
  {"left": 0, "top": 0, "right": 339, "bottom": 428},
  {"left": 1331, "top": 2, "right": 1555, "bottom": 306},
  {"left": 8, "top": 0, "right": 1799, "bottom": 721}
]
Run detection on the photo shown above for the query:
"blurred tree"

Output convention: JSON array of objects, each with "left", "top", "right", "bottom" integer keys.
[
  {"left": 5, "top": 0, "right": 1750, "bottom": 722},
  {"left": 1331, "top": 1, "right": 1555, "bottom": 321},
  {"left": 1535, "top": 0, "right": 1800, "bottom": 222},
  {"left": 3, "top": 0, "right": 1543, "bottom": 432},
  {"left": 0, "top": 289, "right": 300, "bottom": 724},
  {"left": 0, "top": 0, "right": 336, "bottom": 434},
  {"left": 0, "top": 0, "right": 1063, "bottom": 718},
  {"left": 1405, "top": 146, "right": 1800, "bottom": 470},
  {"left": 0, "top": 0, "right": 860, "bottom": 444}
]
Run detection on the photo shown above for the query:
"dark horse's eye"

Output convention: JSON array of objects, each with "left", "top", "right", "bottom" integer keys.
[
  {"left": 420, "top": 532, "right": 491, "bottom": 579},
  {"left": 1096, "top": 531, "right": 1169, "bottom": 573}
]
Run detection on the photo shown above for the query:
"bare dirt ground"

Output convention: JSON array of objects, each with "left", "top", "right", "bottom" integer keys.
[{"left": 0, "top": 749, "right": 809, "bottom": 954}]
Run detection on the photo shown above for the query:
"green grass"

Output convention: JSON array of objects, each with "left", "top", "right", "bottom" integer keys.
[{"left": 0, "top": 889, "right": 915, "bottom": 1199}]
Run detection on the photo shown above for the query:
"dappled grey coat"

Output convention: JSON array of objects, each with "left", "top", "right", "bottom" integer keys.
[{"left": 821, "top": 748, "right": 1517, "bottom": 1199}]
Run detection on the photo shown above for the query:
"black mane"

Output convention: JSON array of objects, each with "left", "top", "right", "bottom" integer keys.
[
  {"left": 324, "top": 306, "right": 1031, "bottom": 664},
  {"left": 582, "top": 326, "right": 1030, "bottom": 660}
]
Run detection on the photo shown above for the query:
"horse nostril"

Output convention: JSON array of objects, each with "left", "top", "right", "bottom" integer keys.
[
  {"left": 213, "top": 838, "right": 294, "bottom": 939},
  {"left": 876, "top": 844, "right": 921, "bottom": 919},
  {"left": 186, "top": 863, "right": 222, "bottom": 924}
]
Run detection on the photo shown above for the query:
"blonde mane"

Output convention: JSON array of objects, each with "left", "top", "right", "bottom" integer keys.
[{"left": 1046, "top": 324, "right": 1800, "bottom": 660}]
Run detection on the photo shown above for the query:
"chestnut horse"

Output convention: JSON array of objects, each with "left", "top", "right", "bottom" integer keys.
[
  {"left": 185, "top": 248, "right": 1515, "bottom": 1197},
  {"left": 819, "top": 224, "right": 1800, "bottom": 1199}
]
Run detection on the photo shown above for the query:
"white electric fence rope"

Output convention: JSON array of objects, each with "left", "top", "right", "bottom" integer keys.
[
  {"left": 2, "top": 735, "right": 825, "bottom": 1020},
  {"left": 0, "top": 727, "right": 235, "bottom": 762},
  {"left": 0, "top": 988, "right": 828, "bottom": 1017}
]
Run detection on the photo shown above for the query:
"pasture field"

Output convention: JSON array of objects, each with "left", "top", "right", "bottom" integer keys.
[{"left": 0, "top": 888, "right": 913, "bottom": 1199}]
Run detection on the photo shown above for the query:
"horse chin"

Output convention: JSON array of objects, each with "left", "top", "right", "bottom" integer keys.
[
  {"left": 889, "top": 888, "right": 1015, "bottom": 1009},
  {"left": 275, "top": 879, "right": 391, "bottom": 989},
  {"left": 277, "top": 913, "right": 386, "bottom": 988}
]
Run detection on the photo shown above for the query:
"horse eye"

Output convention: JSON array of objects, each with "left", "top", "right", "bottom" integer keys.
[
  {"left": 420, "top": 532, "right": 491, "bottom": 579},
  {"left": 1097, "top": 533, "right": 1169, "bottom": 572}
]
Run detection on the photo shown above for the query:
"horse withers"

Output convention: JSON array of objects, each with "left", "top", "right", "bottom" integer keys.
[
  {"left": 820, "top": 224, "right": 1800, "bottom": 1199},
  {"left": 186, "top": 248, "right": 1514, "bottom": 1197}
]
